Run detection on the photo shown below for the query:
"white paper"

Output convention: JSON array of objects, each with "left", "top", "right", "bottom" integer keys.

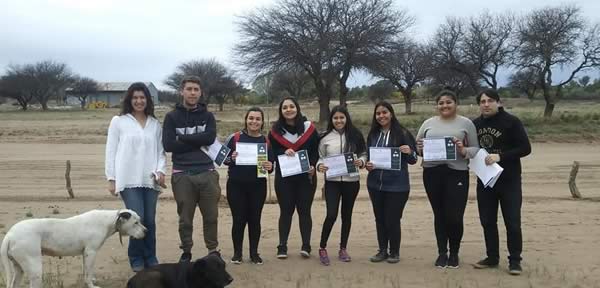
[
  {"left": 423, "top": 137, "right": 456, "bottom": 161},
  {"left": 324, "top": 154, "right": 349, "bottom": 178},
  {"left": 201, "top": 139, "right": 230, "bottom": 166},
  {"left": 468, "top": 149, "right": 504, "bottom": 188},
  {"left": 370, "top": 147, "right": 392, "bottom": 169},
  {"left": 235, "top": 143, "right": 258, "bottom": 165},
  {"left": 278, "top": 154, "right": 303, "bottom": 177}
]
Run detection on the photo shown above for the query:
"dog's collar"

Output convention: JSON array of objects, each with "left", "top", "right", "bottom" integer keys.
[{"left": 114, "top": 210, "right": 124, "bottom": 246}]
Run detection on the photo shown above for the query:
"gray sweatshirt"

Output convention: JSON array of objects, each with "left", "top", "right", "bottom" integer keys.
[{"left": 416, "top": 115, "right": 479, "bottom": 171}]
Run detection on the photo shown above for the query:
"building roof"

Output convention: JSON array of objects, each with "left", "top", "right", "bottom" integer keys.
[{"left": 96, "top": 82, "right": 155, "bottom": 92}]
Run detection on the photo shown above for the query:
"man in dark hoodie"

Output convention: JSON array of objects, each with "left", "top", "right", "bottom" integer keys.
[
  {"left": 472, "top": 89, "right": 531, "bottom": 275},
  {"left": 162, "top": 75, "right": 220, "bottom": 262}
]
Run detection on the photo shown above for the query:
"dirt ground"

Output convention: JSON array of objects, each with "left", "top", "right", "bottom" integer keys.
[{"left": 0, "top": 142, "right": 599, "bottom": 288}]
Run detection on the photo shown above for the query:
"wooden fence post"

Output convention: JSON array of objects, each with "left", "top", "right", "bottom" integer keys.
[
  {"left": 568, "top": 161, "right": 581, "bottom": 199},
  {"left": 66, "top": 160, "right": 74, "bottom": 198}
]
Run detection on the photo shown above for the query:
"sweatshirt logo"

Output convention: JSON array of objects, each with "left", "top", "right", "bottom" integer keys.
[
  {"left": 176, "top": 125, "right": 206, "bottom": 135},
  {"left": 480, "top": 134, "right": 494, "bottom": 149}
]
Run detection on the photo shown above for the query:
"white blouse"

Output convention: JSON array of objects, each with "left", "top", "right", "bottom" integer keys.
[{"left": 105, "top": 114, "right": 167, "bottom": 194}]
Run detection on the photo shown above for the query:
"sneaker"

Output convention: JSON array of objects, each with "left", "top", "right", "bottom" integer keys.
[
  {"left": 508, "top": 262, "right": 522, "bottom": 275},
  {"left": 435, "top": 254, "right": 448, "bottom": 268},
  {"left": 473, "top": 257, "right": 499, "bottom": 269},
  {"left": 447, "top": 254, "right": 459, "bottom": 268},
  {"left": 318, "top": 248, "right": 330, "bottom": 266},
  {"left": 386, "top": 253, "right": 400, "bottom": 264},
  {"left": 338, "top": 248, "right": 351, "bottom": 262},
  {"left": 370, "top": 250, "right": 388, "bottom": 263},
  {"left": 231, "top": 254, "right": 243, "bottom": 265},
  {"left": 300, "top": 245, "right": 311, "bottom": 258},
  {"left": 250, "top": 254, "right": 264, "bottom": 265},
  {"left": 179, "top": 252, "right": 192, "bottom": 263},
  {"left": 132, "top": 266, "right": 144, "bottom": 273},
  {"left": 277, "top": 245, "right": 288, "bottom": 259}
]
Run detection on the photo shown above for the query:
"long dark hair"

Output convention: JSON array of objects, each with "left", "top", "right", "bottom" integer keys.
[
  {"left": 367, "top": 101, "right": 410, "bottom": 147},
  {"left": 322, "top": 105, "right": 366, "bottom": 154},
  {"left": 120, "top": 82, "right": 155, "bottom": 117},
  {"left": 243, "top": 106, "right": 265, "bottom": 132},
  {"left": 272, "top": 96, "right": 306, "bottom": 135}
]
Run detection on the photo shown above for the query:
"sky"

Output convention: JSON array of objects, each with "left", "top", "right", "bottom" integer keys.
[{"left": 1, "top": 0, "right": 599, "bottom": 90}]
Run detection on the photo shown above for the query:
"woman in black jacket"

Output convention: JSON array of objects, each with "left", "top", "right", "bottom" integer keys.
[
  {"left": 365, "top": 101, "right": 417, "bottom": 264},
  {"left": 268, "top": 97, "right": 319, "bottom": 259},
  {"left": 224, "top": 107, "right": 274, "bottom": 265}
]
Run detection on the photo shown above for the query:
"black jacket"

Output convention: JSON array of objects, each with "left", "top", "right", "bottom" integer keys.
[
  {"left": 162, "top": 103, "right": 217, "bottom": 171},
  {"left": 366, "top": 129, "right": 417, "bottom": 193},
  {"left": 224, "top": 131, "right": 275, "bottom": 182},
  {"left": 472, "top": 107, "right": 531, "bottom": 175}
]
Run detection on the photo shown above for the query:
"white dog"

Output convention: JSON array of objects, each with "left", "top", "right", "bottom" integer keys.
[{"left": 1, "top": 209, "right": 147, "bottom": 288}]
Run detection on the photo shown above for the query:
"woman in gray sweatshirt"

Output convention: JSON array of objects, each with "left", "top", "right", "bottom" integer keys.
[{"left": 416, "top": 90, "right": 479, "bottom": 269}]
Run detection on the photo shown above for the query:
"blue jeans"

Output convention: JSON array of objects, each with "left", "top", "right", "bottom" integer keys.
[{"left": 121, "top": 187, "right": 159, "bottom": 269}]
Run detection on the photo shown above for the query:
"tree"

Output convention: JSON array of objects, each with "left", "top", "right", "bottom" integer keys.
[
  {"left": 515, "top": 5, "right": 600, "bottom": 117},
  {"left": 235, "top": 0, "right": 412, "bottom": 123},
  {"left": 28, "top": 61, "right": 74, "bottom": 110},
  {"left": 165, "top": 59, "right": 239, "bottom": 107},
  {"left": 368, "top": 80, "right": 394, "bottom": 103},
  {"left": 462, "top": 12, "right": 516, "bottom": 89},
  {"left": 0, "top": 69, "right": 35, "bottom": 110},
  {"left": 270, "top": 68, "right": 314, "bottom": 100},
  {"left": 509, "top": 69, "right": 540, "bottom": 101},
  {"left": 212, "top": 76, "right": 245, "bottom": 111},
  {"left": 69, "top": 76, "right": 98, "bottom": 109},
  {"left": 578, "top": 75, "right": 591, "bottom": 87},
  {"left": 367, "top": 39, "right": 432, "bottom": 113},
  {"left": 252, "top": 73, "right": 276, "bottom": 104}
]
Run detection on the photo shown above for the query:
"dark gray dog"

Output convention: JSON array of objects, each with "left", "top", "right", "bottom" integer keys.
[{"left": 127, "top": 253, "right": 233, "bottom": 288}]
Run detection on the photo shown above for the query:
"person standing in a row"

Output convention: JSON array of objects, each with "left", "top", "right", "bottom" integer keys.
[
  {"left": 316, "top": 105, "right": 367, "bottom": 265},
  {"left": 366, "top": 101, "right": 418, "bottom": 264},
  {"left": 224, "top": 107, "right": 274, "bottom": 265},
  {"left": 416, "top": 90, "right": 479, "bottom": 269},
  {"left": 105, "top": 82, "right": 166, "bottom": 272},
  {"left": 472, "top": 89, "right": 531, "bottom": 275},
  {"left": 269, "top": 97, "right": 319, "bottom": 259}
]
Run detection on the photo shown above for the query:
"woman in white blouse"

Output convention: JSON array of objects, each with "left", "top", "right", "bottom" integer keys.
[{"left": 105, "top": 82, "right": 166, "bottom": 272}]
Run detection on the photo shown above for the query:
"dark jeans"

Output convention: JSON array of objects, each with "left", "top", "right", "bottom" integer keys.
[
  {"left": 423, "top": 165, "right": 469, "bottom": 255},
  {"left": 368, "top": 190, "right": 410, "bottom": 255},
  {"left": 319, "top": 181, "right": 360, "bottom": 249},
  {"left": 274, "top": 173, "right": 317, "bottom": 250},
  {"left": 120, "top": 187, "right": 159, "bottom": 269},
  {"left": 227, "top": 178, "right": 267, "bottom": 257},
  {"left": 477, "top": 174, "right": 523, "bottom": 262},
  {"left": 171, "top": 170, "right": 221, "bottom": 253}
]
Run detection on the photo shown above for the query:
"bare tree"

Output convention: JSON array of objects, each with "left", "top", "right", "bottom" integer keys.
[
  {"left": 509, "top": 68, "right": 540, "bottom": 101},
  {"left": 69, "top": 76, "right": 99, "bottom": 109},
  {"left": 235, "top": 0, "right": 411, "bottom": 123},
  {"left": 578, "top": 75, "right": 591, "bottom": 87},
  {"left": 27, "top": 61, "right": 73, "bottom": 110},
  {"left": 270, "top": 68, "right": 313, "bottom": 100},
  {"left": 0, "top": 68, "right": 36, "bottom": 110},
  {"left": 463, "top": 12, "right": 516, "bottom": 89},
  {"left": 165, "top": 59, "right": 238, "bottom": 106},
  {"left": 368, "top": 80, "right": 395, "bottom": 103},
  {"left": 367, "top": 39, "right": 432, "bottom": 113},
  {"left": 516, "top": 5, "right": 600, "bottom": 117},
  {"left": 212, "top": 76, "right": 245, "bottom": 111}
]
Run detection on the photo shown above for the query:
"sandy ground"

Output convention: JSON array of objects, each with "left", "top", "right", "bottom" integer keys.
[{"left": 0, "top": 143, "right": 599, "bottom": 288}]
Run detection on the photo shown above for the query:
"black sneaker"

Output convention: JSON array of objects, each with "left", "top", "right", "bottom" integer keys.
[
  {"left": 447, "top": 254, "right": 459, "bottom": 268},
  {"left": 435, "top": 254, "right": 448, "bottom": 268},
  {"left": 300, "top": 245, "right": 311, "bottom": 258},
  {"left": 369, "top": 250, "right": 388, "bottom": 263},
  {"left": 473, "top": 257, "right": 499, "bottom": 269},
  {"left": 277, "top": 245, "right": 288, "bottom": 259},
  {"left": 508, "top": 262, "right": 522, "bottom": 275},
  {"left": 231, "top": 254, "right": 242, "bottom": 264},
  {"left": 250, "top": 254, "right": 264, "bottom": 265},
  {"left": 386, "top": 253, "right": 400, "bottom": 264},
  {"left": 179, "top": 252, "right": 192, "bottom": 263}
]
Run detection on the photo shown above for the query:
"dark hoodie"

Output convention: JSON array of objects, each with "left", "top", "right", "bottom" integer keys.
[
  {"left": 472, "top": 107, "right": 531, "bottom": 176},
  {"left": 162, "top": 103, "right": 217, "bottom": 172}
]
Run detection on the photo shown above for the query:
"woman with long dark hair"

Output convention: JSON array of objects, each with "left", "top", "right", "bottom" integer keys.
[
  {"left": 224, "top": 107, "right": 274, "bottom": 265},
  {"left": 365, "top": 101, "right": 417, "bottom": 264},
  {"left": 105, "top": 82, "right": 166, "bottom": 272},
  {"left": 315, "top": 105, "right": 366, "bottom": 265},
  {"left": 268, "top": 96, "right": 319, "bottom": 259},
  {"left": 416, "top": 89, "right": 479, "bottom": 269}
]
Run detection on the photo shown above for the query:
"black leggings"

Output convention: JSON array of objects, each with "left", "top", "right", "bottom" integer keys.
[
  {"left": 319, "top": 181, "right": 360, "bottom": 249},
  {"left": 226, "top": 178, "right": 267, "bottom": 256},
  {"left": 275, "top": 173, "right": 317, "bottom": 250},
  {"left": 368, "top": 190, "right": 410, "bottom": 255},
  {"left": 423, "top": 165, "right": 469, "bottom": 255}
]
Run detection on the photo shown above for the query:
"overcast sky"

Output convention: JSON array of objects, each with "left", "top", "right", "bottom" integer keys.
[{"left": 1, "top": 0, "right": 599, "bottom": 90}]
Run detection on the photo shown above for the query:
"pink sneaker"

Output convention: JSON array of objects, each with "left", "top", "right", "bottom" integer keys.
[
  {"left": 319, "top": 248, "right": 330, "bottom": 266},
  {"left": 338, "top": 248, "right": 351, "bottom": 262}
]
